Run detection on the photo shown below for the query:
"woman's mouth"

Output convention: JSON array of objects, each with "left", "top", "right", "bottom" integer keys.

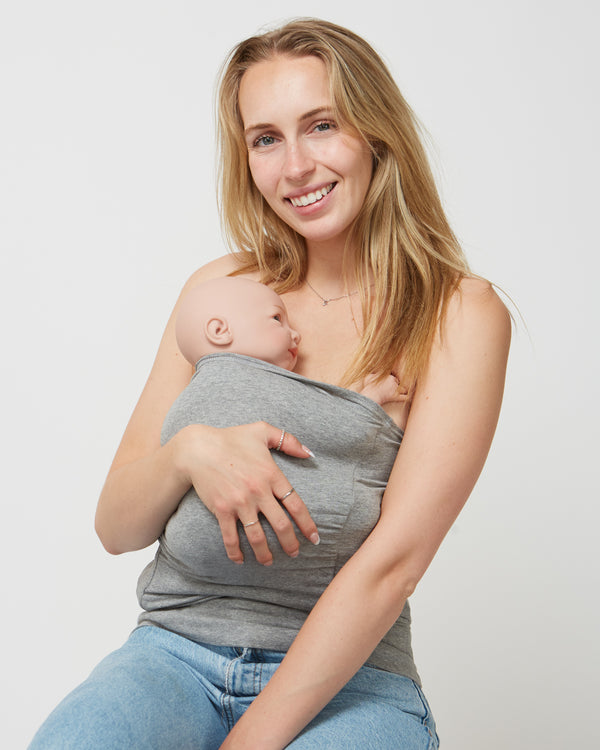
[{"left": 287, "top": 182, "right": 336, "bottom": 207}]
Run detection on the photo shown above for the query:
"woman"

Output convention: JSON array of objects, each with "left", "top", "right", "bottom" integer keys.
[{"left": 30, "top": 18, "right": 510, "bottom": 750}]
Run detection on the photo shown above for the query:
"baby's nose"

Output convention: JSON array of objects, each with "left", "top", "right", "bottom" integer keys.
[{"left": 291, "top": 328, "right": 301, "bottom": 345}]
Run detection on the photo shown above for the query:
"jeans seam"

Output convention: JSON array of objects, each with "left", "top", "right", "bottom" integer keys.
[
  {"left": 222, "top": 652, "right": 243, "bottom": 731},
  {"left": 412, "top": 682, "right": 430, "bottom": 725},
  {"left": 253, "top": 662, "right": 262, "bottom": 694},
  {"left": 413, "top": 683, "right": 439, "bottom": 748}
]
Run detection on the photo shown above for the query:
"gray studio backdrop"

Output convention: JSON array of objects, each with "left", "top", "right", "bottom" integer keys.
[{"left": 2, "top": 2, "right": 598, "bottom": 748}]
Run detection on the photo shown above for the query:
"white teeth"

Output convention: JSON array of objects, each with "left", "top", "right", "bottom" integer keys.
[{"left": 290, "top": 183, "right": 334, "bottom": 207}]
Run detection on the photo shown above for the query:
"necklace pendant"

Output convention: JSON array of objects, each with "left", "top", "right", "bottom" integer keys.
[{"left": 322, "top": 300, "right": 328, "bottom": 306}]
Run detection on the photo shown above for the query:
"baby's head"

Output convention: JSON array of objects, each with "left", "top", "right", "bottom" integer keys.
[{"left": 176, "top": 277, "right": 300, "bottom": 370}]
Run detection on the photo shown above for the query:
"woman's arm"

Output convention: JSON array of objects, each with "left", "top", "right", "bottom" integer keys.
[
  {"left": 95, "top": 255, "right": 318, "bottom": 563},
  {"left": 220, "top": 278, "right": 511, "bottom": 749}
]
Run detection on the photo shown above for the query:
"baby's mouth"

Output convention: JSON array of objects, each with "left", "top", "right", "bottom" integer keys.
[{"left": 287, "top": 182, "right": 336, "bottom": 207}]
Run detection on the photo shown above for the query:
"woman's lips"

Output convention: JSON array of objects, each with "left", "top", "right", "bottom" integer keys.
[{"left": 286, "top": 182, "right": 336, "bottom": 207}]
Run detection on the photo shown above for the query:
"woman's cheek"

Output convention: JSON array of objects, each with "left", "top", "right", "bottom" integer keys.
[{"left": 249, "top": 153, "right": 279, "bottom": 192}]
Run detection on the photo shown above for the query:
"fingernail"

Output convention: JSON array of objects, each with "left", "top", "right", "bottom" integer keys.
[
  {"left": 290, "top": 549, "right": 299, "bottom": 558},
  {"left": 310, "top": 532, "right": 320, "bottom": 545},
  {"left": 263, "top": 559, "right": 273, "bottom": 567},
  {"left": 302, "top": 445, "right": 316, "bottom": 458}
]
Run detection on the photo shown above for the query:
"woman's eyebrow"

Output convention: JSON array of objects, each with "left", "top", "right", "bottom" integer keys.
[{"left": 244, "top": 106, "right": 333, "bottom": 136}]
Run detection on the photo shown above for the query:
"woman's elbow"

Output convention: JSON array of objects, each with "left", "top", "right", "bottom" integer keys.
[
  {"left": 94, "top": 499, "right": 138, "bottom": 555},
  {"left": 387, "top": 566, "right": 420, "bottom": 602},
  {"left": 371, "top": 554, "right": 422, "bottom": 606},
  {"left": 94, "top": 514, "right": 124, "bottom": 555}
]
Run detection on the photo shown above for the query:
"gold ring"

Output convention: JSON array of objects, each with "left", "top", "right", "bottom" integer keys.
[{"left": 276, "top": 429, "right": 286, "bottom": 451}]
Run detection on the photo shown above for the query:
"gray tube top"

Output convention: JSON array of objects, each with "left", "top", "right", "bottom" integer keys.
[{"left": 136, "top": 353, "right": 420, "bottom": 683}]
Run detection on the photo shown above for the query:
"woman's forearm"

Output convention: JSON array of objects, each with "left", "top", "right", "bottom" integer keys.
[
  {"left": 95, "top": 421, "right": 320, "bottom": 558},
  {"left": 222, "top": 281, "right": 510, "bottom": 749},
  {"left": 95, "top": 428, "right": 194, "bottom": 554},
  {"left": 220, "top": 543, "right": 412, "bottom": 749}
]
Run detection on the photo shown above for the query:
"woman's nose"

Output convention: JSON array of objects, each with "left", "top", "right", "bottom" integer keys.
[{"left": 283, "top": 141, "right": 315, "bottom": 181}]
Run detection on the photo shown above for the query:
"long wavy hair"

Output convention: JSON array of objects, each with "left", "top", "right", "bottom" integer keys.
[{"left": 217, "top": 18, "right": 470, "bottom": 388}]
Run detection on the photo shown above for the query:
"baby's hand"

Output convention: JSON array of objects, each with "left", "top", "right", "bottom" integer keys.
[{"left": 351, "top": 373, "right": 409, "bottom": 406}]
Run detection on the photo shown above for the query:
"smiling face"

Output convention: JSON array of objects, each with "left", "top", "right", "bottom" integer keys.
[{"left": 238, "top": 55, "right": 373, "bottom": 253}]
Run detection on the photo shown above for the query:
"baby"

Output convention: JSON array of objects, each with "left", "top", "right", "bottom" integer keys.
[
  {"left": 176, "top": 277, "right": 300, "bottom": 371},
  {"left": 176, "top": 277, "right": 406, "bottom": 409}
]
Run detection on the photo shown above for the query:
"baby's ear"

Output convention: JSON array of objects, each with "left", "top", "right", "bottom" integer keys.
[{"left": 205, "top": 317, "right": 234, "bottom": 347}]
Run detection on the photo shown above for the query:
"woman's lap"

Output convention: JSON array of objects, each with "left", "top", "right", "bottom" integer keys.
[
  {"left": 29, "top": 628, "right": 227, "bottom": 749},
  {"left": 290, "top": 667, "right": 438, "bottom": 749},
  {"left": 29, "top": 626, "right": 438, "bottom": 749}
]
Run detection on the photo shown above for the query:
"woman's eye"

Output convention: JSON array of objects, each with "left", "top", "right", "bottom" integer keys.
[
  {"left": 253, "top": 134, "right": 276, "bottom": 148},
  {"left": 314, "top": 121, "right": 334, "bottom": 133}
]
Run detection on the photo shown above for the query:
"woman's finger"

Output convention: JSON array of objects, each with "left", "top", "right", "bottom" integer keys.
[
  {"left": 184, "top": 422, "right": 319, "bottom": 562},
  {"left": 256, "top": 495, "right": 303, "bottom": 558},
  {"left": 240, "top": 518, "right": 274, "bottom": 566},
  {"left": 265, "top": 423, "right": 315, "bottom": 458},
  {"left": 213, "top": 493, "right": 274, "bottom": 566},
  {"left": 271, "top": 475, "right": 320, "bottom": 548},
  {"left": 238, "top": 492, "right": 305, "bottom": 563},
  {"left": 216, "top": 512, "right": 245, "bottom": 565},
  {"left": 259, "top": 423, "right": 320, "bottom": 548}
]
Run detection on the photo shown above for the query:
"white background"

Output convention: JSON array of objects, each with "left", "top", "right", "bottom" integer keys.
[{"left": 2, "top": 1, "right": 598, "bottom": 748}]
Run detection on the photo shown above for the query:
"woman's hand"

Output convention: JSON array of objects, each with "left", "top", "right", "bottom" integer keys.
[
  {"left": 96, "top": 256, "right": 323, "bottom": 557},
  {"left": 172, "top": 421, "right": 319, "bottom": 565}
]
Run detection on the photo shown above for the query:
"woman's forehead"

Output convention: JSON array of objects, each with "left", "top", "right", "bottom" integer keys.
[{"left": 238, "top": 55, "right": 330, "bottom": 127}]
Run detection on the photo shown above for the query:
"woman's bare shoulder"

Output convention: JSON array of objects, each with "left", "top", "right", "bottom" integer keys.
[
  {"left": 182, "top": 252, "right": 259, "bottom": 293},
  {"left": 105, "top": 253, "right": 250, "bottom": 471},
  {"left": 454, "top": 275, "right": 506, "bottom": 305},
  {"left": 445, "top": 276, "right": 512, "bottom": 340}
]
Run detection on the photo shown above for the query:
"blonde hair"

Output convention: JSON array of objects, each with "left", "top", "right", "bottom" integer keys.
[{"left": 217, "top": 18, "right": 470, "bottom": 387}]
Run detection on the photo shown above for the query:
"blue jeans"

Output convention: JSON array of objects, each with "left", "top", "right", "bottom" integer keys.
[{"left": 29, "top": 626, "right": 439, "bottom": 749}]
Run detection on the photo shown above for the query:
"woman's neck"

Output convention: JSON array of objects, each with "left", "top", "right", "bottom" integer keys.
[{"left": 305, "top": 238, "right": 359, "bottom": 296}]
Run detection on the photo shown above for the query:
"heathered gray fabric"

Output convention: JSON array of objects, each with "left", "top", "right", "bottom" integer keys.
[{"left": 137, "top": 352, "right": 420, "bottom": 683}]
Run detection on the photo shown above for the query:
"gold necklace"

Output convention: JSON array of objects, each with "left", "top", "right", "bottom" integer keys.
[{"left": 305, "top": 280, "right": 360, "bottom": 307}]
